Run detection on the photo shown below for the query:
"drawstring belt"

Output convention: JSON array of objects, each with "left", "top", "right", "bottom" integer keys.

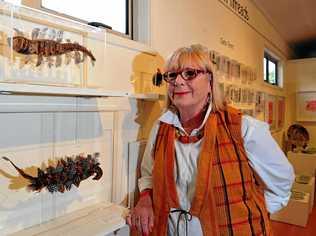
[{"left": 170, "top": 209, "right": 193, "bottom": 236}]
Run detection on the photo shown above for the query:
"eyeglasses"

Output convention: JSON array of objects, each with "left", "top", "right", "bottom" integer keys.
[{"left": 163, "top": 68, "right": 211, "bottom": 84}]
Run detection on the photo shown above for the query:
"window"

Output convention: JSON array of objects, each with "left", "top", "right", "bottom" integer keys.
[
  {"left": 10, "top": 0, "right": 131, "bottom": 37},
  {"left": 41, "top": 0, "right": 129, "bottom": 35},
  {"left": 5, "top": 0, "right": 150, "bottom": 44},
  {"left": 263, "top": 52, "right": 278, "bottom": 86},
  {"left": 4, "top": 0, "right": 21, "bottom": 5}
]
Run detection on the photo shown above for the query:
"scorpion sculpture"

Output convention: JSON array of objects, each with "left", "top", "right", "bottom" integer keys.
[
  {"left": 2, "top": 153, "right": 103, "bottom": 193},
  {"left": 7, "top": 28, "right": 96, "bottom": 67},
  {"left": 9, "top": 36, "right": 96, "bottom": 66}
]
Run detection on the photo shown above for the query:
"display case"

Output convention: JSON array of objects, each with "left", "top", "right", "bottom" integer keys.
[
  {"left": 0, "top": 1, "right": 105, "bottom": 90},
  {"left": 0, "top": 94, "right": 129, "bottom": 235},
  {"left": 0, "top": 2, "right": 129, "bottom": 235}
]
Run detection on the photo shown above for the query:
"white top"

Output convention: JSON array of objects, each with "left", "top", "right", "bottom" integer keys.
[{"left": 138, "top": 105, "right": 295, "bottom": 235}]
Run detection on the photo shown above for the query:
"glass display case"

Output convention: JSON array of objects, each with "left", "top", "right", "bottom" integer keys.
[
  {"left": 0, "top": 3, "right": 128, "bottom": 235},
  {"left": 0, "top": 1, "right": 105, "bottom": 88}
]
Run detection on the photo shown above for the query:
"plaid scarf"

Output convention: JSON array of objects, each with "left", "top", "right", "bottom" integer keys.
[{"left": 151, "top": 107, "right": 272, "bottom": 236}]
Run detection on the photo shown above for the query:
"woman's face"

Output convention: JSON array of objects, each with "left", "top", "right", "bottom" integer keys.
[{"left": 167, "top": 63, "right": 212, "bottom": 112}]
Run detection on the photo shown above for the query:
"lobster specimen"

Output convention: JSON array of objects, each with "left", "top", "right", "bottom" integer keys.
[
  {"left": 9, "top": 34, "right": 96, "bottom": 67},
  {"left": 2, "top": 153, "right": 103, "bottom": 193}
]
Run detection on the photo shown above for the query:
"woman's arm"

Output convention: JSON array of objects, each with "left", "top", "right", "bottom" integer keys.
[
  {"left": 127, "top": 122, "right": 160, "bottom": 235},
  {"left": 138, "top": 122, "right": 160, "bottom": 192},
  {"left": 242, "top": 115, "right": 295, "bottom": 213}
]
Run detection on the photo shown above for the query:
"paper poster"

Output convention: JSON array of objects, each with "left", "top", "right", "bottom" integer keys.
[
  {"left": 277, "top": 96, "right": 285, "bottom": 129},
  {"left": 306, "top": 100, "right": 316, "bottom": 112},
  {"left": 296, "top": 92, "right": 316, "bottom": 121},
  {"left": 265, "top": 94, "right": 276, "bottom": 130}
]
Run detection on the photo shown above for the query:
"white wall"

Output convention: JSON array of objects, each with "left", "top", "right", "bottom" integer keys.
[
  {"left": 87, "top": 0, "right": 294, "bottom": 201},
  {"left": 150, "top": 0, "right": 292, "bottom": 145}
]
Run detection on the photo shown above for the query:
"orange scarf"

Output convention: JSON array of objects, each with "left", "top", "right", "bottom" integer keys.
[{"left": 151, "top": 107, "right": 271, "bottom": 235}]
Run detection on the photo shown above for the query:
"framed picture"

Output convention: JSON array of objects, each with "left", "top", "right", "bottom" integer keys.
[
  {"left": 247, "top": 89, "right": 255, "bottom": 105},
  {"left": 241, "top": 108, "right": 254, "bottom": 117},
  {"left": 218, "top": 82, "right": 225, "bottom": 101},
  {"left": 265, "top": 94, "right": 277, "bottom": 130},
  {"left": 255, "top": 91, "right": 265, "bottom": 120},
  {"left": 241, "top": 88, "right": 248, "bottom": 104},
  {"left": 240, "top": 64, "right": 248, "bottom": 84},
  {"left": 233, "top": 86, "right": 241, "bottom": 104},
  {"left": 230, "top": 60, "right": 240, "bottom": 81},
  {"left": 276, "top": 96, "right": 286, "bottom": 129},
  {"left": 296, "top": 91, "right": 316, "bottom": 121},
  {"left": 224, "top": 84, "right": 234, "bottom": 104}
]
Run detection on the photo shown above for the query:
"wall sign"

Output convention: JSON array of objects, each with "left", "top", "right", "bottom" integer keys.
[
  {"left": 220, "top": 37, "right": 234, "bottom": 49},
  {"left": 219, "top": 0, "right": 249, "bottom": 21}
]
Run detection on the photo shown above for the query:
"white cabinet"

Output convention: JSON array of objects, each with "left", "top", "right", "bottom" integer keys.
[
  {"left": 0, "top": 95, "right": 130, "bottom": 235},
  {"left": 287, "top": 151, "right": 316, "bottom": 176}
]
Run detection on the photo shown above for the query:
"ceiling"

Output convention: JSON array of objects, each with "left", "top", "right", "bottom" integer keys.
[{"left": 252, "top": 0, "right": 316, "bottom": 58}]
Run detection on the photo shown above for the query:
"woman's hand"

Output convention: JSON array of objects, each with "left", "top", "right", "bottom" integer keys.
[{"left": 126, "top": 191, "right": 154, "bottom": 236}]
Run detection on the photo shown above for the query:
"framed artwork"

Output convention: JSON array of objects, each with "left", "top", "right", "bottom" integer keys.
[
  {"left": 255, "top": 91, "right": 265, "bottom": 120},
  {"left": 210, "top": 50, "right": 220, "bottom": 72},
  {"left": 211, "top": 51, "right": 221, "bottom": 79},
  {"left": 233, "top": 86, "right": 241, "bottom": 104},
  {"left": 241, "top": 88, "right": 248, "bottom": 104},
  {"left": 265, "top": 94, "right": 277, "bottom": 130},
  {"left": 240, "top": 64, "right": 248, "bottom": 84},
  {"left": 224, "top": 84, "right": 234, "bottom": 104},
  {"left": 296, "top": 91, "right": 316, "bottom": 122},
  {"left": 277, "top": 96, "right": 285, "bottom": 129},
  {"left": 230, "top": 60, "right": 240, "bottom": 81},
  {"left": 241, "top": 108, "right": 254, "bottom": 117},
  {"left": 247, "top": 68, "right": 256, "bottom": 85},
  {"left": 218, "top": 56, "right": 230, "bottom": 80},
  {"left": 247, "top": 89, "right": 255, "bottom": 105},
  {"left": 218, "top": 82, "right": 225, "bottom": 101}
]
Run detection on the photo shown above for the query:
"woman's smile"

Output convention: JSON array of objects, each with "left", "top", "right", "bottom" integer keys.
[{"left": 173, "top": 91, "right": 191, "bottom": 96}]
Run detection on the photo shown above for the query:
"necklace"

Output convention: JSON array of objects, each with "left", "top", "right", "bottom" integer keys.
[{"left": 175, "top": 128, "right": 204, "bottom": 143}]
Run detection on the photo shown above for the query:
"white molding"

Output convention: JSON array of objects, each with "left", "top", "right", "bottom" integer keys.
[
  {"left": 8, "top": 1, "right": 156, "bottom": 54},
  {"left": 107, "top": 32, "right": 156, "bottom": 56},
  {"left": 0, "top": 95, "right": 134, "bottom": 113},
  {"left": 10, "top": 202, "right": 128, "bottom": 236},
  {"left": 287, "top": 58, "right": 316, "bottom": 64},
  {"left": 0, "top": 83, "right": 128, "bottom": 97},
  {"left": 0, "top": 85, "right": 165, "bottom": 101},
  {"left": 133, "top": 0, "right": 151, "bottom": 46},
  {"left": 111, "top": 111, "right": 120, "bottom": 203},
  {"left": 297, "top": 91, "right": 316, "bottom": 93},
  {"left": 128, "top": 93, "right": 165, "bottom": 101}
]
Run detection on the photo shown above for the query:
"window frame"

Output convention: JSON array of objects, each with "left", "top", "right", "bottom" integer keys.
[
  {"left": 264, "top": 51, "right": 279, "bottom": 86},
  {"left": 21, "top": 0, "right": 132, "bottom": 39}
]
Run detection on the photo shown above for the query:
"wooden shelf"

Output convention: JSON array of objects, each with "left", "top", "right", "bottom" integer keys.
[
  {"left": 0, "top": 83, "right": 128, "bottom": 97},
  {"left": 10, "top": 202, "right": 128, "bottom": 236},
  {"left": 0, "top": 84, "right": 168, "bottom": 101}
]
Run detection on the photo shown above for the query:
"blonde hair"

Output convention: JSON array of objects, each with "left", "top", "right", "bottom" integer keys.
[{"left": 164, "top": 44, "right": 225, "bottom": 112}]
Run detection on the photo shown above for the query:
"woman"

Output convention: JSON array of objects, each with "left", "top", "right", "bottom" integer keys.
[{"left": 127, "top": 44, "right": 294, "bottom": 236}]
